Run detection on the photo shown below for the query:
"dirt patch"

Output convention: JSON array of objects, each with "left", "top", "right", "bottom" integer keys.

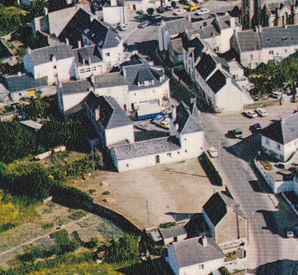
[{"left": 69, "top": 158, "right": 224, "bottom": 229}]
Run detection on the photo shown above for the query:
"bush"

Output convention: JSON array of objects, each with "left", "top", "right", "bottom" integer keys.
[
  {"left": 68, "top": 210, "right": 86, "bottom": 221},
  {"left": 41, "top": 223, "right": 54, "bottom": 230},
  {"left": 160, "top": 222, "right": 176, "bottom": 228},
  {"left": 171, "top": 1, "right": 177, "bottom": 8},
  {"left": 0, "top": 223, "right": 16, "bottom": 233}
]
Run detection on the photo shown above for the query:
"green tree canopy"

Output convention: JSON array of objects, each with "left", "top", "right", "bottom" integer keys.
[{"left": 0, "top": 121, "right": 37, "bottom": 163}]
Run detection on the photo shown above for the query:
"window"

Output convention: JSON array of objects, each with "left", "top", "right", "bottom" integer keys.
[
  {"left": 177, "top": 151, "right": 180, "bottom": 155},
  {"left": 53, "top": 65, "right": 57, "bottom": 69},
  {"left": 269, "top": 50, "right": 274, "bottom": 55},
  {"left": 85, "top": 68, "right": 90, "bottom": 72},
  {"left": 84, "top": 59, "right": 89, "bottom": 66},
  {"left": 167, "top": 153, "right": 172, "bottom": 157},
  {"left": 105, "top": 52, "right": 110, "bottom": 57},
  {"left": 91, "top": 67, "right": 96, "bottom": 71},
  {"left": 79, "top": 69, "right": 85, "bottom": 73},
  {"left": 126, "top": 164, "right": 129, "bottom": 167},
  {"left": 198, "top": 264, "right": 204, "bottom": 269},
  {"left": 250, "top": 54, "right": 253, "bottom": 60},
  {"left": 185, "top": 150, "right": 188, "bottom": 153},
  {"left": 285, "top": 49, "right": 288, "bottom": 53},
  {"left": 276, "top": 144, "right": 281, "bottom": 150}
]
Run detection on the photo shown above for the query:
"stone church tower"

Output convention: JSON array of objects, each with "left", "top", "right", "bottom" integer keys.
[{"left": 242, "top": 0, "right": 298, "bottom": 29}]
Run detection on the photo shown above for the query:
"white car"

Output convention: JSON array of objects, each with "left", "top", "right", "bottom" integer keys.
[
  {"left": 152, "top": 113, "right": 168, "bottom": 124},
  {"left": 118, "top": 23, "right": 127, "bottom": 31},
  {"left": 173, "top": 8, "right": 186, "bottom": 15},
  {"left": 244, "top": 110, "right": 258, "bottom": 118},
  {"left": 271, "top": 91, "right": 283, "bottom": 99},
  {"left": 195, "top": 7, "right": 210, "bottom": 15},
  {"left": 207, "top": 147, "right": 218, "bottom": 158},
  {"left": 255, "top": 108, "right": 268, "bottom": 117}
]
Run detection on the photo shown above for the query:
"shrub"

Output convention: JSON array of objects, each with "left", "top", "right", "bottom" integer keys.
[
  {"left": 68, "top": 211, "right": 86, "bottom": 221},
  {"left": 0, "top": 223, "right": 16, "bottom": 233},
  {"left": 41, "top": 223, "right": 54, "bottom": 230}
]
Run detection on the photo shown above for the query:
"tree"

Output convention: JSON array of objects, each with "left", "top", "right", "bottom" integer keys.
[
  {"left": 147, "top": 7, "right": 154, "bottom": 15},
  {"left": 0, "top": 121, "right": 37, "bottom": 163},
  {"left": 171, "top": 1, "right": 177, "bottom": 8},
  {"left": 105, "top": 234, "right": 139, "bottom": 265},
  {"left": 39, "top": 119, "right": 70, "bottom": 149}
]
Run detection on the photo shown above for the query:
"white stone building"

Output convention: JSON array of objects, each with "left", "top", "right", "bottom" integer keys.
[
  {"left": 158, "top": 13, "right": 242, "bottom": 59},
  {"left": 109, "top": 100, "right": 205, "bottom": 172},
  {"left": 232, "top": 24, "right": 298, "bottom": 69},
  {"left": 57, "top": 55, "right": 169, "bottom": 115},
  {"left": 261, "top": 113, "right": 298, "bottom": 162},
  {"left": 202, "top": 192, "right": 247, "bottom": 254},
  {"left": 23, "top": 43, "right": 76, "bottom": 85},
  {"left": 183, "top": 36, "right": 253, "bottom": 113},
  {"left": 103, "top": 0, "right": 126, "bottom": 25},
  {"left": 166, "top": 236, "right": 225, "bottom": 275}
]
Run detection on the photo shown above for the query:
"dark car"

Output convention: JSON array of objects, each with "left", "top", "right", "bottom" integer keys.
[
  {"left": 138, "top": 20, "right": 150, "bottom": 28},
  {"left": 228, "top": 128, "right": 243, "bottom": 138},
  {"left": 250, "top": 123, "right": 262, "bottom": 133},
  {"left": 157, "top": 6, "right": 165, "bottom": 13}
]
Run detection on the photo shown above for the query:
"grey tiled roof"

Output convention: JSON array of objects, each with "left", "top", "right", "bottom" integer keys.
[
  {"left": 267, "top": 0, "right": 294, "bottom": 13},
  {"left": 261, "top": 113, "right": 298, "bottom": 144},
  {"left": 93, "top": 73, "right": 127, "bottom": 88},
  {"left": 175, "top": 101, "right": 204, "bottom": 134},
  {"left": 112, "top": 136, "right": 180, "bottom": 160},
  {"left": 206, "top": 70, "right": 226, "bottom": 94},
  {"left": 3, "top": 74, "right": 48, "bottom": 92},
  {"left": 86, "top": 94, "right": 132, "bottom": 129},
  {"left": 122, "top": 63, "right": 167, "bottom": 91},
  {"left": 163, "top": 18, "right": 193, "bottom": 36},
  {"left": 159, "top": 225, "right": 186, "bottom": 239},
  {"left": 196, "top": 53, "right": 216, "bottom": 80},
  {"left": 170, "top": 237, "right": 225, "bottom": 267},
  {"left": 236, "top": 25, "right": 298, "bottom": 52},
  {"left": 60, "top": 80, "right": 91, "bottom": 95},
  {"left": 28, "top": 43, "right": 74, "bottom": 66},
  {"left": 203, "top": 192, "right": 245, "bottom": 226},
  {"left": 72, "top": 46, "right": 102, "bottom": 65}
]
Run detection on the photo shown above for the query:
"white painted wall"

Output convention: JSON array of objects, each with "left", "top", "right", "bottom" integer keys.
[
  {"left": 101, "top": 43, "right": 124, "bottom": 67},
  {"left": 24, "top": 54, "right": 76, "bottom": 84},
  {"left": 105, "top": 125, "right": 134, "bottom": 146},
  {"left": 75, "top": 62, "right": 105, "bottom": 80},
  {"left": 103, "top": 6, "right": 126, "bottom": 25}
]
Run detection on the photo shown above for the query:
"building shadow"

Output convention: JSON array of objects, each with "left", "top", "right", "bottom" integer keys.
[
  {"left": 224, "top": 134, "right": 261, "bottom": 162},
  {"left": 165, "top": 212, "right": 196, "bottom": 222},
  {"left": 126, "top": 40, "right": 158, "bottom": 59},
  {"left": 117, "top": 258, "right": 174, "bottom": 275},
  {"left": 251, "top": 259, "right": 298, "bottom": 275},
  {"left": 249, "top": 180, "right": 272, "bottom": 194},
  {"left": 134, "top": 130, "right": 169, "bottom": 142}
]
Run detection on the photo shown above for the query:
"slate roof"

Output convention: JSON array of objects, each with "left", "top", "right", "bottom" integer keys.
[
  {"left": 169, "top": 237, "right": 225, "bottom": 267},
  {"left": 86, "top": 94, "right": 132, "bottom": 129},
  {"left": 236, "top": 25, "right": 298, "bottom": 52},
  {"left": 2, "top": 74, "right": 48, "bottom": 92},
  {"left": 203, "top": 192, "right": 245, "bottom": 226},
  {"left": 159, "top": 225, "right": 186, "bottom": 239},
  {"left": 112, "top": 136, "right": 180, "bottom": 160},
  {"left": 163, "top": 18, "right": 193, "bottom": 36},
  {"left": 206, "top": 70, "right": 227, "bottom": 94},
  {"left": 261, "top": 113, "right": 298, "bottom": 144},
  {"left": 60, "top": 80, "right": 91, "bottom": 95},
  {"left": 59, "top": 8, "right": 92, "bottom": 47},
  {"left": 196, "top": 53, "right": 216, "bottom": 80},
  {"left": 27, "top": 43, "right": 74, "bottom": 66},
  {"left": 72, "top": 46, "right": 102, "bottom": 65},
  {"left": 86, "top": 19, "right": 122, "bottom": 49},
  {"left": 122, "top": 63, "right": 167, "bottom": 91},
  {"left": 93, "top": 73, "right": 127, "bottom": 88},
  {"left": 175, "top": 101, "right": 204, "bottom": 134}
]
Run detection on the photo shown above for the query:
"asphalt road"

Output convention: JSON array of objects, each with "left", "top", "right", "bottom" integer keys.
[{"left": 201, "top": 112, "right": 298, "bottom": 271}]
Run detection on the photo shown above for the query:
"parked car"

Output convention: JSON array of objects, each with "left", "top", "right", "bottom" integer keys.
[
  {"left": 286, "top": 230, "right": 294, "bottom": 238},
  {"left": 159, "top": 117, "right": 170, "bottom": 129},
  {"left": 118, "top": 23, "right": 127, "bottom": 31},
  {"left": 250, "top": 123, "right": 262, "bottom": 133},
  {"left": 173, "top": 8, "right": 186, "bottom": 15},
  {"left": 244, "top": 110, "right": 258, "bottom": 118},
  {"left": 230, "top": 128, "right": 243, "bottom": 138},
  {"left": 271, "top": 91, "right": 283, "bottom": 99},
  {"left": 152, "top": 113, "right": 167, "bottom": 124},
  {"left": 207, "top": 147, "right": 218, "bottom": 158},
  {"left": 138, "top": 20, "right": 150, "bottom": 28},
  {"left": 165, "top": 5, "right": 173, "bottom": 11},
  {"left": 157, "top": 5, "right": 165, "bottom": 13},
  {"left": 195, "top": 7, "right": 210, "bottom": 15},
  {"left": 255, "top": 108, "right": 268, "bottom": 117}
]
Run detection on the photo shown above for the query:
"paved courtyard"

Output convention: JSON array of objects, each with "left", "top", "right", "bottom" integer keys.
[{"left": 71, "top": 158, "right": 223, "bottom": 229}]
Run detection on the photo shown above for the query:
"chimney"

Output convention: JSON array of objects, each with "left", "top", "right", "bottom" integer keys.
[
  {"left": 44, "top": 7, "right": 48, "bottom": 16},
  {"left": 258, "top": 25, "right": 262, "bottom": 33},
  {"left": 281, "top": 118, "right": 285, "bottom": 124},
  {"left": 27, "top": 47, "right": 32, "bottom": 54},
  {"left": 188, "top": 14, "right": 191, "bottom": 22},
  {"left": 65, "top": 38, "right": 69, "bottom": 45},
  {"left": 171, "top": 105, "right": 177, "bottom": 121},
  {"left": 78, "top": 40, "right": 82, "bottom": 48},
  {"left": 17, "top": 71, "right": 22, "bottom": 76},
  {"left": 58, "top": 81, "right": 62, "bottom": 88},
  {"left": 230, "top": 17, "right": 235, "bottom": 28},
  {"left": 110, "top": 0, "right": 117, "bottom": 6},
  {"left": 199, "top": 236, "right": 208, "bottom": 247}
]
